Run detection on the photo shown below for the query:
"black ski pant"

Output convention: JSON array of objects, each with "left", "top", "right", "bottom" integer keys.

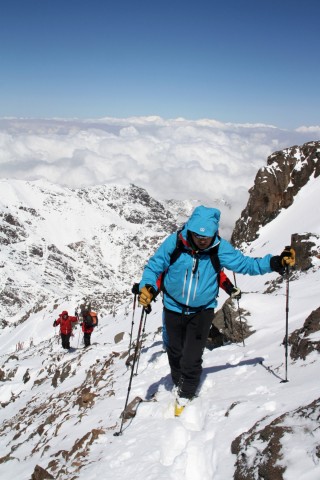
[
  {"left": 84, "top": 332, "right": 91, "bottom": 347},
  {"left": 61, "top": 333, "right": 71, "bottom": 349},
  {"left": 164, "top": 307, "right": 214, "bottom": 399}
]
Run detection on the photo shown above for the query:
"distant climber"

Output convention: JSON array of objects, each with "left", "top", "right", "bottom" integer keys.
[
  {"left": 53, "top": 310, "right": 78, "bottom": 350},
  {"left": 77, "top": 303, "right": 98, "bottom": 348}
]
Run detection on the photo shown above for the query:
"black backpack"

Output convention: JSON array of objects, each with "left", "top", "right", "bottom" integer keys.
[{"left": 83, "top": 312, "right": 94, "bottom": 327}]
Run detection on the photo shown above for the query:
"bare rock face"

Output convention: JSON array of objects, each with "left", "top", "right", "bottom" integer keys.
[
  {"left": 121, "top": 396, "right": 143, "bottom": 420},
  {"left": 231, "top": 141, "right": 320, "bottom": 247},
  {"left": 231, "top": 397, "right": 320, "bottom": 480},
  {"left": 31, "top": 465, "right": 54, "bottom": 480},
  {"left": 291, "top": 232, "right": 320, "bottom": 271},
  {"left": 289, "top": 306, "right": 320, "bottom": 361},
  {"left": 207, "top": 298, "right": 253, "bottom": 349}
]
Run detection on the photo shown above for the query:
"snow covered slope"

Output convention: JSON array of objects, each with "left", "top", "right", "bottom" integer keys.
[
  {"left": 0, "top": 172, "right": 319, "bottom": 479},
  {"left": 0, "top": 179, "right": 181, "bottom": 324}
]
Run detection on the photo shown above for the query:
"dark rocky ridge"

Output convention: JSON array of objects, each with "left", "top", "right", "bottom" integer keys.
[
  {"left": 228, "top": 140, "right": 320, "bottom": 480},
  {"left": 231, "top": 141, "right": 320, "bottom": 247}
]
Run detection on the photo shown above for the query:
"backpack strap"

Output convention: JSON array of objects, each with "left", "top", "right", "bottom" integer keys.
[
  {"left": 207, "top": 240, "right": 221, "bottom": 273},
  {"left": 172, "top": 232, "right": 221, "bottom": 273},
  {"left": 168, "top": 229, "right": 185, "bottom": 266},
  {"left": 157, "top": 229, "right": 183, "bottom": 293}
]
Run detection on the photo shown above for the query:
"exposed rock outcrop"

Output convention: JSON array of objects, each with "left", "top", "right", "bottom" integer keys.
[
  {"left": 31, "top": 464, "right": 54, "bottom": 480},
  {"left": 231, "top": 141, "right": 320, "bottom": 247},
  {"left": 291, "top": 233, "right": 320, "bottom": 271},
  {"left": 231, "top": 397, "right": 320, "bottom": 480},
  {"left": 289, "top": 306, "right": 320, "bottom": 361},
  {"left": 207, "top": 298, "right": 253, "bottom": 349}
]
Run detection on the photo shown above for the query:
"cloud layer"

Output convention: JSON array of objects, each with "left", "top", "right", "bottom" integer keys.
[{"left": 0, "top": 116, "right": 318, "bottom": 236}]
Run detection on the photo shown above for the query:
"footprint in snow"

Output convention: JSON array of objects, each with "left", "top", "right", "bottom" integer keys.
[
  {"left": 180, "top": 397, "right": 206, "bottom": 432},
  {"left": 159, "top": 420, "right": 190, "bottom": 466},
  {"left": 226, "top": 353, "right": 245, "bottom": 366}
]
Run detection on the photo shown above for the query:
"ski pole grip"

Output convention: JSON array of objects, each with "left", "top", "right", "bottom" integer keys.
[
  {"left": 132, "top": 283, "right": 140, "bottom": 295},
  {"left": 144, "top": 305, "right": 152, "bottom": 314}
]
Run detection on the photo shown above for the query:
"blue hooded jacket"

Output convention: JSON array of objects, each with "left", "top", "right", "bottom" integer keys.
[{"left": 140, "top": 205, "right": 273, "bottom": 313}]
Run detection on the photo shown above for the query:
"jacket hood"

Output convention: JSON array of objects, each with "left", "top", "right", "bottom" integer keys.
[
  {"left": 184, "top": 206, "right": 220, "bottom": 237},
  {"left": 61, "top": 310, "right": 68, "bottom": 316}
]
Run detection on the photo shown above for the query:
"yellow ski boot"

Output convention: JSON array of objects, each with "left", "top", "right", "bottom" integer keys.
[{"left": 174, "top": 397, "right": 189, "bottom": 417}]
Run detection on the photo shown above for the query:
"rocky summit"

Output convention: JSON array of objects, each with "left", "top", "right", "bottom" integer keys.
[{"left": 231, "top": 141, "right": 320, "bottom": 247}]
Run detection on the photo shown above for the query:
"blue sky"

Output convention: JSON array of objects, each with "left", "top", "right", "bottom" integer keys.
[{"left": 1, "top": 0, "right": 320, "bottom": 128}]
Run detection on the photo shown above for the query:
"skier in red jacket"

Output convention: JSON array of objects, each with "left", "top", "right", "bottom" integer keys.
[{"left": 53, "top": 310, "right": 78, "bottom": 349}]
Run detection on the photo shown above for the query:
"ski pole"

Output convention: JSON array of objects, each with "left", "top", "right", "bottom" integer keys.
[
  {"left": 134, "top": 306, "right": 149, "bottom": 375},
  {"left": 114, "top": 307, "right": 147, "bottom": 437},
  {"left": 128, "top": 294, "right": 137, "bottom": 356},
  {"left": 75, "top": 310, "right": 81, "bottom": 348},
  {"left": 281, "top": 265, "right": 290, "bottom": 383},
  {"left": 54, "top": 323, "right": 59, "bottom": 344},
  {"left": 233, "top": 272, "right": 245, "bottom": 347},
  {"left": 77, "top": 325, "right": 81, "bottom": 348}
]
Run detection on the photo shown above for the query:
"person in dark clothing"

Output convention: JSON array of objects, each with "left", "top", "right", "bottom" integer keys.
[
  {"left": 80, "top": 321, "right": 94, "bottom": 347},
  {"left": 53, "top": 310, "right": 78, "bottom": 349},
  {"left": 78, "top": 305, "right": 98, "bottom": 348},
  {"left": 137, "top": 205, "right": 295, "bottom": 416}
]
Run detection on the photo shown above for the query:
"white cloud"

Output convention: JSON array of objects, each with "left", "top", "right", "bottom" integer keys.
[
  {"left": 0, "top": 116, "right": 318, "bottom": 237},
  {"left": 295, "top": 125, "right": 320, "bottom": 133}
]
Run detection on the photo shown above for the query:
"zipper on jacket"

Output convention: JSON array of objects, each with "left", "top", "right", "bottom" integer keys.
[
  {"left": 186, "top": 257, "right": 198, "bottom": 305},
  {"left": 182, "top": 269, "right": 188, "bottom": 298},
  {"left": 192, "top": 256, "right": 199, "bottom": 274},
  {"left": 193, "top": 270, "right": 200, "bottom": 300}
]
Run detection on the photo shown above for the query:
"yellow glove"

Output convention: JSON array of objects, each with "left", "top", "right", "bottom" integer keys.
[
  {"left": 280, "top": 246, "right": 296, "bottom": 267},
  {"left": 139, "top": 285, "right": 154, "bottom": 307}
]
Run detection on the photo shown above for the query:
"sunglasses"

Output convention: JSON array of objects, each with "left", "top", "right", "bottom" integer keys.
[{"left": 192, "top": 232, "right": 213, "bottom": 239}]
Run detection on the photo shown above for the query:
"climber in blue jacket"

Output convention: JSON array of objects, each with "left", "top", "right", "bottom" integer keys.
[{"left": 138, "top": 205, "right": 295, "bottom": 415}]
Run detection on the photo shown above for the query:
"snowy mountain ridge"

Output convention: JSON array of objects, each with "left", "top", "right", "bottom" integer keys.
[
  {"left": 0, "top": 180, "right": 181, "bottom": 326},
  {"left": 0, "top": 178, "right": 231, "bottom": 327}
]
